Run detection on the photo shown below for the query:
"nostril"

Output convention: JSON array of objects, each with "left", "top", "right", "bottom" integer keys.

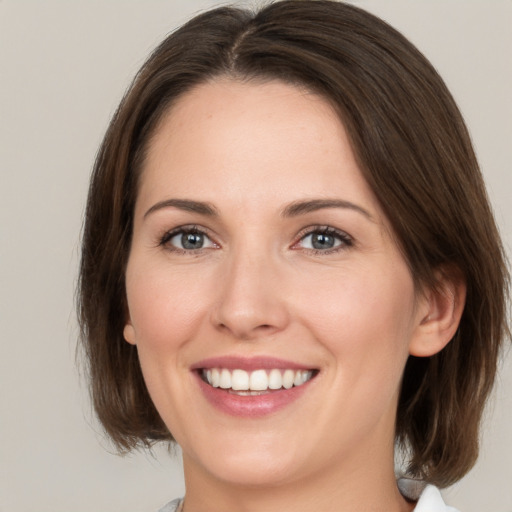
[{"left": 215, "top": 320, "right": 280, "bottom": 340}]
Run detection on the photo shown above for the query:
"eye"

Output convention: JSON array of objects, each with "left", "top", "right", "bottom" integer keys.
[
  {"left": 295, "top": 227, "right": 353, "bottom": 253},
  {"left": 160, "top": 227, "right": 216, "bottom": 252}
]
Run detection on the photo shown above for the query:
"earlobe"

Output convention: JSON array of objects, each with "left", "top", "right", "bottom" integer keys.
[
  {"left": 409, "top": 269, "right": 466, "bottom": 357},
  {"left": 123, "top": 322, "right": 137, "bottom": 345}
]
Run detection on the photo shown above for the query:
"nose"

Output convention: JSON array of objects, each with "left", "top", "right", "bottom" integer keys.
[{"left": 211, "top": 248, "right": 290, "bottom": 341}]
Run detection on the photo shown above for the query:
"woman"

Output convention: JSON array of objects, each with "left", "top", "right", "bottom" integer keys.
[{"left": 78, "top": 1, "right": 510, "bottom": 511}]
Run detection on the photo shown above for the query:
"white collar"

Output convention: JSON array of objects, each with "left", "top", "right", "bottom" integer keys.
[{"left": 398, "top": 479, "right": 460, "bottom": 512}]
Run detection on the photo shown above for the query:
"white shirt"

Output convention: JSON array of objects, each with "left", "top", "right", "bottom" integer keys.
[{"left": 399, "top": 479, "right": 459, "bottom": 512}]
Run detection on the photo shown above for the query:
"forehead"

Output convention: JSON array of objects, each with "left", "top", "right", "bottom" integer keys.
[
  {"left": 147, "top": 78, "right": 344, "bottom": 164},
  {"left": 137, "top": 78, "right": 382, "bottom": 220}
]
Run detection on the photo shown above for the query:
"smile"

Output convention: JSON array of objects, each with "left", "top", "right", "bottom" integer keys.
[
  {"left": 201, "top": 368, "right": 315, "bottom": 394},
  {"left": 193, "top": 357, "right": 319, "bottom": 416}
]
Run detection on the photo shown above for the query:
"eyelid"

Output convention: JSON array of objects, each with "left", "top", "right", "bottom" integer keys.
[
  {"left": 157, "top": 223, "right": 352, "bottom": 254},
  {"left": 291, "top": 225, "right": 354, "bottom": 252},
  {"left": 158, "top": 224, "right": 220, "bottom": 252}
]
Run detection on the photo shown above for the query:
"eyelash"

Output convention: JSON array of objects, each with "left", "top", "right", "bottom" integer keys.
[
  {"left": 158, "top": 225, "right": 353, "bottom": 255},
  {"left": 158, "top": 225, "right": 216, "bottom": 255},
  {"left": 293, "top": 225, "right": 353, "bottom": 255}
]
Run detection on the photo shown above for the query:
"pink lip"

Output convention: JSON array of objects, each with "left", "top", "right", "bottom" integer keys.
[
  {"left": 194, "top": 374, "right": 314, "bottom": 417},
  {"left": 191, "top": 356, "right": 317, "bottom": 418},
  {"left": 191, "top": 356, "right": 311, "bottom": 371}
]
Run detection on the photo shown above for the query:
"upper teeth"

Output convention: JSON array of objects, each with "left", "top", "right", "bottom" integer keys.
[{"left": 203, "top": 368, "right": 314, "bottom": 391}]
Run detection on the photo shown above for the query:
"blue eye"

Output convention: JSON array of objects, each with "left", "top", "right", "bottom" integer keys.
[
  {"left": 299, "top": 228, "right": 352, "bottom": 252},
  {"left": 161, "top": 228, "right": 215, "bottom": 251}
]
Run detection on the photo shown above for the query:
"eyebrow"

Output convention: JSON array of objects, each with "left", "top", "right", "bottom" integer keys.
[
  {"left": 144, "top": 199, "right": 218, "bottom": 219},
  {"left": 143, "top": 197, "right": 373, "bottom": 221},
  {"left": 281, "top": 199, "right": 374, "bottom": 220}
]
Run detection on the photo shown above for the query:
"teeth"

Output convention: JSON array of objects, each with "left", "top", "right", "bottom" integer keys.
[
  {"left": 268, "top": 369, "right": 282, "bottom": 389},
  {"left": 211, "top": 368, "right": 220, "bottom": 388},
  {"left": 231, "top": 369, "right": 249, "bottom": 390},
  {"left": 202, "top": 368, "right": 314, "bottom": 391},
  {"left": 249, "top": 369, "right": 268, "bottom": 391},
  {"left": 283, "top": 369, "right": 294, "bottom": 389},
  {"left": 219, "top": 369, "right": 231, "bottom": 389}
]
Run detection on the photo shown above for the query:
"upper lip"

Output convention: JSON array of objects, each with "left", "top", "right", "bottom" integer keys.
[{"left": 191, "top": 356, "right": 316, "bottom": 372}]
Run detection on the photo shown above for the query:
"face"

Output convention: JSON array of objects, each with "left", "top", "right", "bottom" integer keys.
[{"left": 124, "top": 79, "right": 428, "bottom": 489}]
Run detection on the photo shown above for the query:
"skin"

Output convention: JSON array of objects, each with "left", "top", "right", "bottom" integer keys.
[{"left": 123, "top": 79, "right": 464, "bottom": 512}]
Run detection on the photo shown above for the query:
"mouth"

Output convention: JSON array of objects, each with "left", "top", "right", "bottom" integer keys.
[
  {"left": 192, "top": 356, "right": 319, "bottom": 416},
  {"left": 199, "top": 368, "right": 317, "bottom": 396}
]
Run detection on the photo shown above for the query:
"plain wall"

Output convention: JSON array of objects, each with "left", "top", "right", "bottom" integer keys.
[{"left": 1, "top": 1, "right": 510, "bottom": 511}]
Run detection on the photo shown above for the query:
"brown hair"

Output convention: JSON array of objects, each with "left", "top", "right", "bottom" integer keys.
[{"left": 78, "top": 0, "right": 510, "bottom": 487}]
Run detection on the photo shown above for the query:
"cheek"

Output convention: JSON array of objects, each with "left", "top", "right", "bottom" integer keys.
[
  {"left": 296, "top": 262, "right": 417, "bottom": 364},
  {"left": 123, "top": 260, "right": 212, "bottom": 431},
  {"left": 124, "top": 260, "right": 212, "bottom": 353}
]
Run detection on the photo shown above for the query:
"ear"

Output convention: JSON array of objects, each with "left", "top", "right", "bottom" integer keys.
[
  {"left": 123, "top": 319, "right": 137, "bottom": 345},
  {"left": 409, "top": 267, "right": 466, "bottom": 357}
]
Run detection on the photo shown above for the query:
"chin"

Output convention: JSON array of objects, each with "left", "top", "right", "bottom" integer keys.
[
  {"left": 183, "top": 433, "right": 311, "bottom": 488},
  {"left": 206, "top": 457, "right": 303, "bottom": 488}
]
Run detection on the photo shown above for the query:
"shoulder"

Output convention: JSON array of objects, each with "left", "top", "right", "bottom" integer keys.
[{"left": 157, "top": 498, "right": 183, "bottom": 512}]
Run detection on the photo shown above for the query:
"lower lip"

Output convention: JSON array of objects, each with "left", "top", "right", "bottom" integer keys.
[{"left": 194, "top": 372, "right": 313, "bottom": 417}]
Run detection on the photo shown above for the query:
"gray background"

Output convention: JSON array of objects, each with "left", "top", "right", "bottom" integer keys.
[{"left": 1, "top": 1, "right": 510, "bottom": 511}]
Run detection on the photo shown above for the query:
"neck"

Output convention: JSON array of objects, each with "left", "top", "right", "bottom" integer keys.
[{"left": 181, "top": 451, "right": 414, "bottom": 512}]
